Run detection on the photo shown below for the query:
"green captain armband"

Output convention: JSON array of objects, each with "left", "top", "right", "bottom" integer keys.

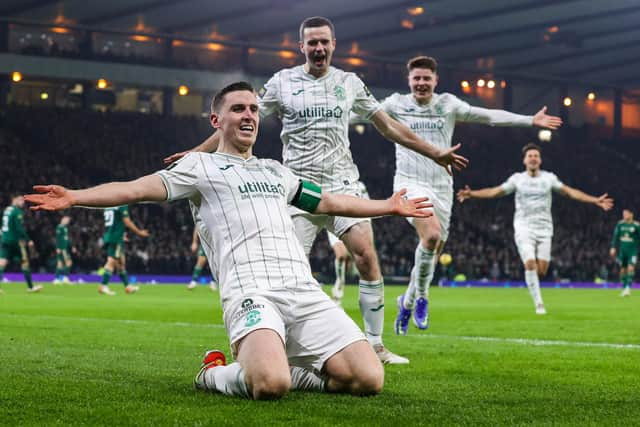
[{"left": 292, "top": 181, "right": 322, "bottom": 213}]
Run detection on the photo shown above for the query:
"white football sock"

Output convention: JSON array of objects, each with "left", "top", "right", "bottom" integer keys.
[
  {"left": 524, "top": 269, "right": 543, "bottom": 306},
  {"left": 358, "top": 279, "right": 384, "bottom": 346},
  {"left": 404, "top": 245, "right": 436, "bottom": 309},
  {"left": 334, "top": 258, "right": 346, "bottom": 291},
  {"left": 290, "top": 366, "right": 325, "bottom": 392},
  {"left": 203, "top": 362, "right": 250, "bottom": 398}
]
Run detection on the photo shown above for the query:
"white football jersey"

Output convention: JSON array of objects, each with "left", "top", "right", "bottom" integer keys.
[
  {"left": 500, "top": 170, "right": 564, "bottom": 237},
  {"left": 259, "top": 65, "right": 381, "bottom": 192},
  {"left": 381, "top": 92, "right": 533, "bottom": 194},
  {"left": 157, "top": 152, "right": 319, "bottom": 306}
]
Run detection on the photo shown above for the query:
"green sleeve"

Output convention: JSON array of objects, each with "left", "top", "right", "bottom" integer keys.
[
  {"left": 121, "top": 206, "right": 130, "bottom": 218},
  {"left": 610, "top": 223, "right": 620, "bottom": 249}
]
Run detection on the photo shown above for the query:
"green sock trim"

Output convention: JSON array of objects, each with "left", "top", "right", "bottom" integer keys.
[
  {"left": 102, "top": 269, "right": 112, "bottom": 285},
  {"left": 22, "top": 269, "right": 33, "bottom": 288},
  {"left": 119, "top": 271, "right": 129, "bottom": 286},
  {"left": 192, "top": 267, "right": 203, "bottom": 281}
]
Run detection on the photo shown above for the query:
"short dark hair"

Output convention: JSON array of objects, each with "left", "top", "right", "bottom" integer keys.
[
  {"left": 299, "top": 16, "right": 335, "bottom": 41},
  {"left": 211, "top": 81, "right": 255, "bottom": 113},
  {"left": 522, "top": 143, "right": 541, "bottom": 157},
  {"left": 407, "top": 56, "right": 437, "bottom": 73}
]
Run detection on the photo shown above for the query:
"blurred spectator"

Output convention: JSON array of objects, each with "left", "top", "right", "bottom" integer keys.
[{"left": 1, "top": 106, "right": 637, "bottom": 281}]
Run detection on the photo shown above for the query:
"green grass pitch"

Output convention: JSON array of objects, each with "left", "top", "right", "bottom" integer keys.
[{"left": 1, "top": 282, "right": 638, "bottom": 426}]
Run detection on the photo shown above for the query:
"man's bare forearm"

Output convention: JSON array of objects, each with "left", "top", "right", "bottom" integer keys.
[
  {"left": 469, "top": 186, "right": 504, "bottom": 199},
  {"left": 562, "top": 186, "right": 598, "bottom": 204},
  {"left": 316, "top": 193, "right": 393, "bottom": 217},
  {"left": 71, "top": 175, "right": 167, "bottom": 207}
]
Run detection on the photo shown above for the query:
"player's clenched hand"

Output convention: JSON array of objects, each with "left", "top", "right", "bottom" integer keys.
[
  {"left": 138, "top": 229, "right": 151, "bottom": 238},
  {"left": 390, "top": 189, "right": 433, "bottom": 218},
  {"left": 434, "top": 143, "right": 468, "bottom": 176},
  {"left": 609, "top": 248, "right": 617, "bottom": 258},
  {"left": 24, "top": 185, "right": 75, "bottom": 211},
  {"left": 456, "top": 185, "right": 472, "bottom": 202},
  {"left": 163, "top": 150, "right": 190, "bottom": 165},
  {"left": 595, "top": 193, "right": 613, "bottom": 211},
  {"left": 533, "top": 106, "right": 563, "bottom": 130}
]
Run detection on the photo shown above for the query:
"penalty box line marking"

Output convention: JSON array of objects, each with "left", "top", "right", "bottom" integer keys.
[
  {"left": 3, "top": 313, "right": 639, "bottom": 350},
  {"left": 419, "top": 334, "right": 640, "bottom": 350}
]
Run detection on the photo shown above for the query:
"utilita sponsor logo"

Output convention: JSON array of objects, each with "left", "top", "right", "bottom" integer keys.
[
  {"left": 411, "top": 119, "right": 445, "bottom": 130},
  {"left": 238, "top": 182, "right": 285, "bottom": 196},
  {"left": 297, "top": 106, "right": 343, "bottom": 119}
]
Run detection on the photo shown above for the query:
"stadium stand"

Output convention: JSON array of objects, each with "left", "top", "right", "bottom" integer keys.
[{"left": 1, "top": 106, "right": 638, "bottom": 282}]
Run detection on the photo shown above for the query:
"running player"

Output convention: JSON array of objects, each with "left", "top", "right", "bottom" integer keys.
[
  {"left": 164, "top": 17, "right": 467, "bottom": 364},
  {"left": 53, "top": 215, "right": 73, "bottom": 284},
  {"left": 188, "top": 228, "right": 218, "bottom": 291},
  {"left": 0, "top": 195, "right": 42, "bottom": 293},
  {"left": 385, "top": 56, "right": 563, "bottom": 334},
  {"left": 457, "top": 143, "right": 613, "bottom": 314},
  {"left": 26, "top": 81, "right": 434, "bottom": 399},
  {"left": 98, "top": 205, "right": 149, "bottom": 296},
  {"left": 610, "top": 209, "right": 639, "bottom": 297}
]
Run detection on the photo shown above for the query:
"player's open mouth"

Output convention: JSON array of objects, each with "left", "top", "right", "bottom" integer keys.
[
  {"left": 313, "top": 54, "right": 326, "bottom": 66},
  {"left": 239, "top": 124, "right": 255, "bottom": 134}
]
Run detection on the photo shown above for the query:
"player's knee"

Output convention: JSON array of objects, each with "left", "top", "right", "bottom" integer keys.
[
  {"left": 336, "top": 253, "right": 350, "bottom": 263},
  {"left": 350, "top": 366, "right": 384, "bottom": 396},
  {"left": 250, "top": 371, "right": 291, "bottom": 400},
  {"left": 420, "top": 231, "right": 440, "bottom": 249},
  {"left": 417, "top": 220, "right": 440, "bottom": 248},
  {"left": 352, "top": 245, "right": 378, "bottom": 266}
]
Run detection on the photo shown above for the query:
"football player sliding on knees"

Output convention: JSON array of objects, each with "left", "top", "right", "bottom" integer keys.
[{"left": 24, "top": 82, "right": 436, "bottom": 400}]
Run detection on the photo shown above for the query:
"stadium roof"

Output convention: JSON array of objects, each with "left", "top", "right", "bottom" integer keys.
[{"left": 3, "top": 0, "right": 640, "bottom": 91}]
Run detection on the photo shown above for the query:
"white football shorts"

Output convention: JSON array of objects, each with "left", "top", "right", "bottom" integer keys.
[
  {"left": 394, "top": 180, "right": 453, "bottom": 242},
  {"left": 224, "top": 287, "right": 366, "bottom": 374},
  {"left": 514, "top": 227, "right": 552, "bottom": 263},
  {"left": 290, "top": 181, "right": 370, "bottom": 256}
]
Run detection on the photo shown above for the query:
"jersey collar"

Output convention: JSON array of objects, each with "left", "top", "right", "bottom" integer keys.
[
  {"left": 409, "top": 92, "right": 437, "bottom": 109},
  {"left": 213, "top": 152, "right": 258, "bottom": 164},
  {"left": 300, "top": 65, "right": 335, "bottom": 82}
]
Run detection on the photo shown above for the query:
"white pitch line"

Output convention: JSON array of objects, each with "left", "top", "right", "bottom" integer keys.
[
  {"left": 3, "top": 313, "right": 638, "bottom": 350},
  {"left": 1, "top": 313, "right": 224, "bottom": 329},
  {"left": 417, "top": 333, "right": 640, "bottom": 350}
]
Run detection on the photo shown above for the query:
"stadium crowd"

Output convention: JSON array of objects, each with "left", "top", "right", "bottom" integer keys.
[{"left": 1, "top": 106, "right": 638, "bottom": 282}]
